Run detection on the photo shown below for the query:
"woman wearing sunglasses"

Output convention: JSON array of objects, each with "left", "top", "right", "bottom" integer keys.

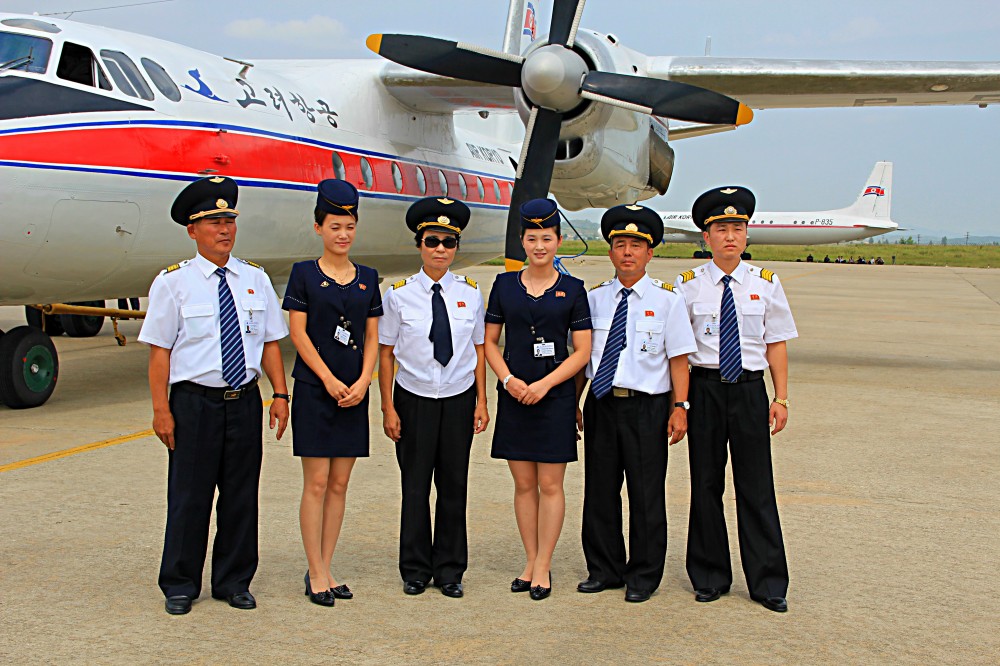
[
  {"left": 484, "top": 198, "right": 593, "bottom": 600},
  {"left": 378, "top": 196, "right": 489, "bottom": 599},
  {"left": 282, "top": 180, "right": 383, "bottom": 606}
]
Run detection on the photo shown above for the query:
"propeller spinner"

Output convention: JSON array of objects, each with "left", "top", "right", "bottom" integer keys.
[{"left": 367, "top": 0, "right": 753, "bottom": 270}]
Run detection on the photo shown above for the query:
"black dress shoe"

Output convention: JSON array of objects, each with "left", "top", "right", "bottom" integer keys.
[
  {"left": 758, "top": 596, "right": 788, "bottom": 613},
  {"left": 331, "top": 584, "right": 353, "bottom": 600},
  {"left": 165, "top": 595, "right": 192, "bottom": 615},
  {"left": 439, "top": 582, "right": 463, "bottom": 598},
  {"left": 695, "top": 586, "right": 730, "bottom": 603},
  {"left": 510, "top": 578, "right": 531, "bottom": 593},
  {"left": 403, "top": 580, "right": 426, "bottom": 595},
  {"left": 577, "top": 579, "right": 625, "bottom": 593},
  {"left": 529, "top": 573, "right": 552, "bottom": 601},
  {"left": 304, "top": 572, "right": 335, "bottom": 607},
  {"left": 625, "top": 588, "right": 651, "bottom": 603},
  {"left": 226, "top": 591, "right": 256, "bottom": 610}
]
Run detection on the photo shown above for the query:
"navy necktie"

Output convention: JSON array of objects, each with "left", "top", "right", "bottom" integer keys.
[
  {"left": 719, "top": 275, "right": 743, "bottom": 382},
  {"left": 429, "top": 283, "right": 453, "bottom": 367},
  {"left": 216, "top": 267, "right": 247, "bottom": 388},
  {"left": 592, "top": 287, "right": 632, "bottom": 399}
]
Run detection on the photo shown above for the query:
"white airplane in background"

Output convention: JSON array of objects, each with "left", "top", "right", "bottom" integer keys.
[
  {"left": 660, "top": 162, "right": 897, "bottom": 255},
  {"left": 2, "top": 0, "right": 1000, "bottom": 408}
]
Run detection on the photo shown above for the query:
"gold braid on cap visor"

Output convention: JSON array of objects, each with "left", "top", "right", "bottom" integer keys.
[
  {"left": 416, "top": 220, "right": 462, "bottom": 234},
  {"left": 703, "top": 213, "right": 750, "bottom": 226},
  {"left": 322, "top": 196, "right": 358, "bottom": 220},
  {"left": 189, "top": 208, "right": 239, "bottom": 221},
  {"left": 522, "top": 209, "right": 558, "bottom": 228},
  {"left": 608, "top": 228, "right": 653, "bottom": 244}
]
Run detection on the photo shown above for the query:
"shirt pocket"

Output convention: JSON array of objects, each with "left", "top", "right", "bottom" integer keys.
[
  {"left": 591, "top": 316, "right": 612, "bottom": 353},
  {"left": 635, "top": 319, "right": 665, "bottom": 354},
  {"left": 692, "top": 301, "right": 718, "bottom": 338},
  {"left": 739, "top": 300, "right": 766, "bottom": 338},
  {"left": 451, "top": 305, "right": 474, "bottom": 334},
  {"left": 400, "top": 306, "right": 427, "bottom": 332},
  {"left": 181, "top": 303, "right": 215, "bottom": 339}
]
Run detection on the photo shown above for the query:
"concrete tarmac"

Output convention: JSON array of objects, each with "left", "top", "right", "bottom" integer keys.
[{"left": 1, "top": 258, "right": 998, "bottom": 665}]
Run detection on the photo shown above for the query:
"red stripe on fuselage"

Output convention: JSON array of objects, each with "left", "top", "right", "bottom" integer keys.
[{"left": 0, "top": 126, "right": 514, "bottom": 204}]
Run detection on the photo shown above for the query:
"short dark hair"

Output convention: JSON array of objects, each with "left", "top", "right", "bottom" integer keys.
[
  {"left": 519, "top": 223, "right": 561, "bottom": 239},
  {"left": 314, "top": 208, "right": 357, "bottom": 226}
]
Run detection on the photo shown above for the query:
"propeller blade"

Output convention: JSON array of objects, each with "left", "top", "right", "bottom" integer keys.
[
  {"left": 580, "top": 71, "right": 754, "bottom": 126},
  {"left": 504, "top": 107, "right": 564, "bottom": 271},
  {"left": 366, "top": 34, "right": 524, "bottom": 87},
  {"left": 548, "top": 0, "right": 587, "bottom": 47}
]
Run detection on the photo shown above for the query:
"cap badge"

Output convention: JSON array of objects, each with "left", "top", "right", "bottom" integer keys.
[
  {"left": 437, "top": 215, "right": 450, "bottom": 223},
  {"left": 626, "top": 204, "right": 642, "bottom": 211},
  {"left": 438, "top": 198, "right": 454, "bottom": 205},
  {"left": 217, "top": 199, "right": 228, "bottom": 209},
  {"left": 720, "top": 188, "right": 737, "bottom": 194},
  {"left": 724, "top": 206, "right": 737, "bottom": 215},
  {"left": 625, "top": 223, "right": 638, "bottom": 232},
  {"left": 209, "top": 177, "right": 225, "bottom": 183},
  {"left": 343, "top": 204, "right": 355, "bottom": 210}
]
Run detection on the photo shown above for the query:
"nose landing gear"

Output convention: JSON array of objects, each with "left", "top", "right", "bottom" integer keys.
[{"left": 0, "top": 326, "right": 59, "bottom": 409}]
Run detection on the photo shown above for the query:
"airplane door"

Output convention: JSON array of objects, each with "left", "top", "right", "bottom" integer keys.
[{"left": 27, "top": 199, "right": 141, "bottom": 283}]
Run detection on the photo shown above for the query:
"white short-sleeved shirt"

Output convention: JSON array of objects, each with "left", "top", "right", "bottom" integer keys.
[
  {"left": 673, "top": 261, "right": 797, "bottom": 371},
  {"left": 585, "top": 273, "right": 698, "bottom": 395},
  {"left": 379, "top": 268, "right": 485, "bottom": 399},
  {"left": 138, "top": 253, "right": 289, "bottom": 387}
]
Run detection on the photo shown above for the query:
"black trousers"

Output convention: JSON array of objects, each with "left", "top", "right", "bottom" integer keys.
[
  {"left": 686, "top": 373, "right": 788, "bottom": 600},
  {"left": 158, "top": 385, "right": 263, "bottom": 599},
  {"left": 394, "top": 384, "right": 476, "bottom": 585},
  {"left": 582, "top": 390, "right": 670, "bottom": 593}
]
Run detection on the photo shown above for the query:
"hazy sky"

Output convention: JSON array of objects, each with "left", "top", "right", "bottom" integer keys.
[{"left": 5, "top": 0, "right": 1000, "bottom": 239}]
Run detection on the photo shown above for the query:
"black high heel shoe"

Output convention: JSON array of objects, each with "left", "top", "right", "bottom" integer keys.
[
  {"left": 510, "top": 578, "right": 531, "bottom": 593},
  {"left": 529, "top": 572, "right": 552, "bottom": 601},
  {"left": 331, "top": 584, "right": 353, "bottom": 600},
  {"left": 304, "top": 571, "right": 335, "bottom": 607}
]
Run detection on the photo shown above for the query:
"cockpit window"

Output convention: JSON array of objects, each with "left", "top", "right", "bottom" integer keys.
[
  {"left": 57, "top": 42, "right": 112, "bottom": 90},
  {"left": 100, "top": 49, "right": 154, "bottom": 101},
  {"left": 140, "top": 57, "right": 181, "bottom": 102},
  {"left": 0, "top": 31, "right": 52, "bottom": 74}
]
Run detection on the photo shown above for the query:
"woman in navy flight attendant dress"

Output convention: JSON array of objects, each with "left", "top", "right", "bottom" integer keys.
[
  {"left": 283, "top": 180, "right": 382, "bottom": 607},
  {"left": 484, "top": 198, "right": 592, "bottom": 601}
]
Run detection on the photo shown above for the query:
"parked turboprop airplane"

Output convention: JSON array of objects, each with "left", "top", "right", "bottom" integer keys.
[
  {"left": 2, "top": 0, "right": 1000, "bottom": 408},
  {"left": 660, "top": 162, "right": 897, "bottom": 253}
]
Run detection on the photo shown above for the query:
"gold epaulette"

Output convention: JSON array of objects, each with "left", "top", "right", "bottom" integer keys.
[
  {"left": 165, "top": 263, "right": 181, "bottom": 273},
  {"left": 680, "top": 270, "right": 696, "bottom": 283},
  {"left": 590, "top": 280, "right": 612, "bottom": 291},
  {"left": 161, "top": 260, "right": 189, "bottom": 275},
  {"left": 239, "top": 258, "right": 264, "bottom": 270},
  {"left": 457, "top": 275, "right": 477, "bottom": 289},
  {"left": 759, "top": 268, "right": 775, "bottom": 282},
  {"left": 392, "top": 279, "right": 408, "bottom": 290},
  {"left": 656, "top": 280, "right": 675, "bottom": 292}
]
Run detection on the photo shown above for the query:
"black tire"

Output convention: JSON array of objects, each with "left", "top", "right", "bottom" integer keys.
[
  {"left": 741, "top": 252, "right": 752, "bottom": 260},
  {"left": 693, "top": 250, "right": 704, "bottom": 259},
  {"left": 0, "top": 326, "right": 59, "bottom": 408},
  {"left": 24, "top": 306, "right": 65, "bottom": 336},
  {"left": 61, "top": 300, "right": 105, "bottom": 338}
]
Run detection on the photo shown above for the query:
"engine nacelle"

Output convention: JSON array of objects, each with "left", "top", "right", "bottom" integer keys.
[{"left": 514, "top": 31, "right": 675, "bottom": 211}]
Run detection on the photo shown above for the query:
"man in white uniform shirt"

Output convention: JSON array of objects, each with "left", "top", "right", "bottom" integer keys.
[
  {"left": 139, "top": 176, "right": 289, "bottom": 615},
  {"left": 378, "top": 197, "right": 488, "bottom": 599},
  {"left": 576, "top": 204, "right": 697, "bottom": 603},
  {"left": 674, "top": 186, "right": 796, "bottom": 613}
]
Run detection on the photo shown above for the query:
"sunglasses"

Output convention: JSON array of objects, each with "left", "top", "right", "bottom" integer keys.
[{"left": 422, "top": 236, "right": 459, "bottom": 249}]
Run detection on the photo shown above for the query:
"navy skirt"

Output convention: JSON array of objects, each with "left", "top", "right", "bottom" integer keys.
[
  {"left": 491, "top": 391, "right": 578, "bottom": 463},
  {"left": 290, "top": 379, "right": 370, "bottom": 458}
]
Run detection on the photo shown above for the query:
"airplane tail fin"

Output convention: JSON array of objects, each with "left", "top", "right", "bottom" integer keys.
[
  {"left": 844, "top": 161, "right": 892, "bottom": 219},
  {"left": 502, "top": 1, "right": 540, "bottom": 55}
]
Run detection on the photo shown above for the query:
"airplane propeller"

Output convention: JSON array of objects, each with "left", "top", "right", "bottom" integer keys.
[{"left": 367, "top": 0, "right": 753, "bottom": 269}]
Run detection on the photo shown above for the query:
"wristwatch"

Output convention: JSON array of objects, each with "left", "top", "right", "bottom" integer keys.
[
  {"left": 772, "top": 398, "right": 789, "bottom": 408},
  {"left": 272, "top": 393, "right": 290, "bottom": 401},
  {"left": 673, "top": 401, "right": 690, "bottom": 410},
  {"left": 502, "top": 374, "right": 514, "bottom": 390}
]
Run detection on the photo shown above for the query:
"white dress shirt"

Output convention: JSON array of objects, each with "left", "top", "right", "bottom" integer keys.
[
  {"left": 673, "top": 261, "right": 797, "bottom": 371},
  {"left": 379, "top": 268, "right": 485, "bottom": 399},
  {"left": 585, "top": 273, "right": 698, "bottom": 395},
  {"left": 138, "top": 253, "right": 288, "bottom": 387}
]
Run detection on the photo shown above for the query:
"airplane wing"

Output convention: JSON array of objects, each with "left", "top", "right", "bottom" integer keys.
[
  {"left": 378, "top": 64, "right": 516, "bottom": 113},
  {"left": 647, "top": 57, "right": 1000, "bottom": 109}
]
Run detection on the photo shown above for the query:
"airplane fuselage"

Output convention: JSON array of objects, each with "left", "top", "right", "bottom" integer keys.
[{"left": 660, "top": 210, "right": 896, "bottom": 245}]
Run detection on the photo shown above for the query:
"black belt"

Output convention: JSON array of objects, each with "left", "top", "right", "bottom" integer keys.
[
  {"left": 173, "top": 377, "right": 259, "bottom": 400},
  {"left": 690, "top": 366, "right": 764, "bottom": 384}
]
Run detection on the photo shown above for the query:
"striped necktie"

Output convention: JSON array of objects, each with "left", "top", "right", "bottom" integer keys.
[
  {"left": 216, "top": 267, "right": 247, "bottom": 389},
  {"left": 592, "top": 287, "right": 632, "bottom": 399},
  {"left": 719, "top": 275, "right": 743, "bottom": 382}
]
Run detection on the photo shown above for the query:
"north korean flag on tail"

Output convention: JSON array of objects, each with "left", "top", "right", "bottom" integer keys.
[
  {"left": 523, "top": 2, "right": 537, "bottom": 41},
  {"left": 864, "top": 185, "right": 885, "bottom": 197}
]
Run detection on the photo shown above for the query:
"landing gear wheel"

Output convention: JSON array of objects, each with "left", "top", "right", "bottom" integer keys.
[
  {"left": 693, "top": 250, "right": 704, "bottom": 259},
  {"left": 61, "top": 300, "right": 105, "bottom": 338},
  {"left": 741, "top": 252, "right": 752, "bottom": 260},
  {"left": 0, "top": 326, "right": 59, "bottom": 408},
  {"left": 25, "top": 306, "right": 65, "bottom": 337}
]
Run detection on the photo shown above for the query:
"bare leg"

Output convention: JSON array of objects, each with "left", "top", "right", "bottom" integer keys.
[
  {"left": 300, "top": 457, "right": 333, "bottom": 592},
  {"left": 321, "top": 457, "right": 356, "bottom": 587},
  {"left": 508, "top": 460, "right": 540, "bottom": 581},
  {"left": 531, "top": 463, "right": 567, "bottom": 588}
]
